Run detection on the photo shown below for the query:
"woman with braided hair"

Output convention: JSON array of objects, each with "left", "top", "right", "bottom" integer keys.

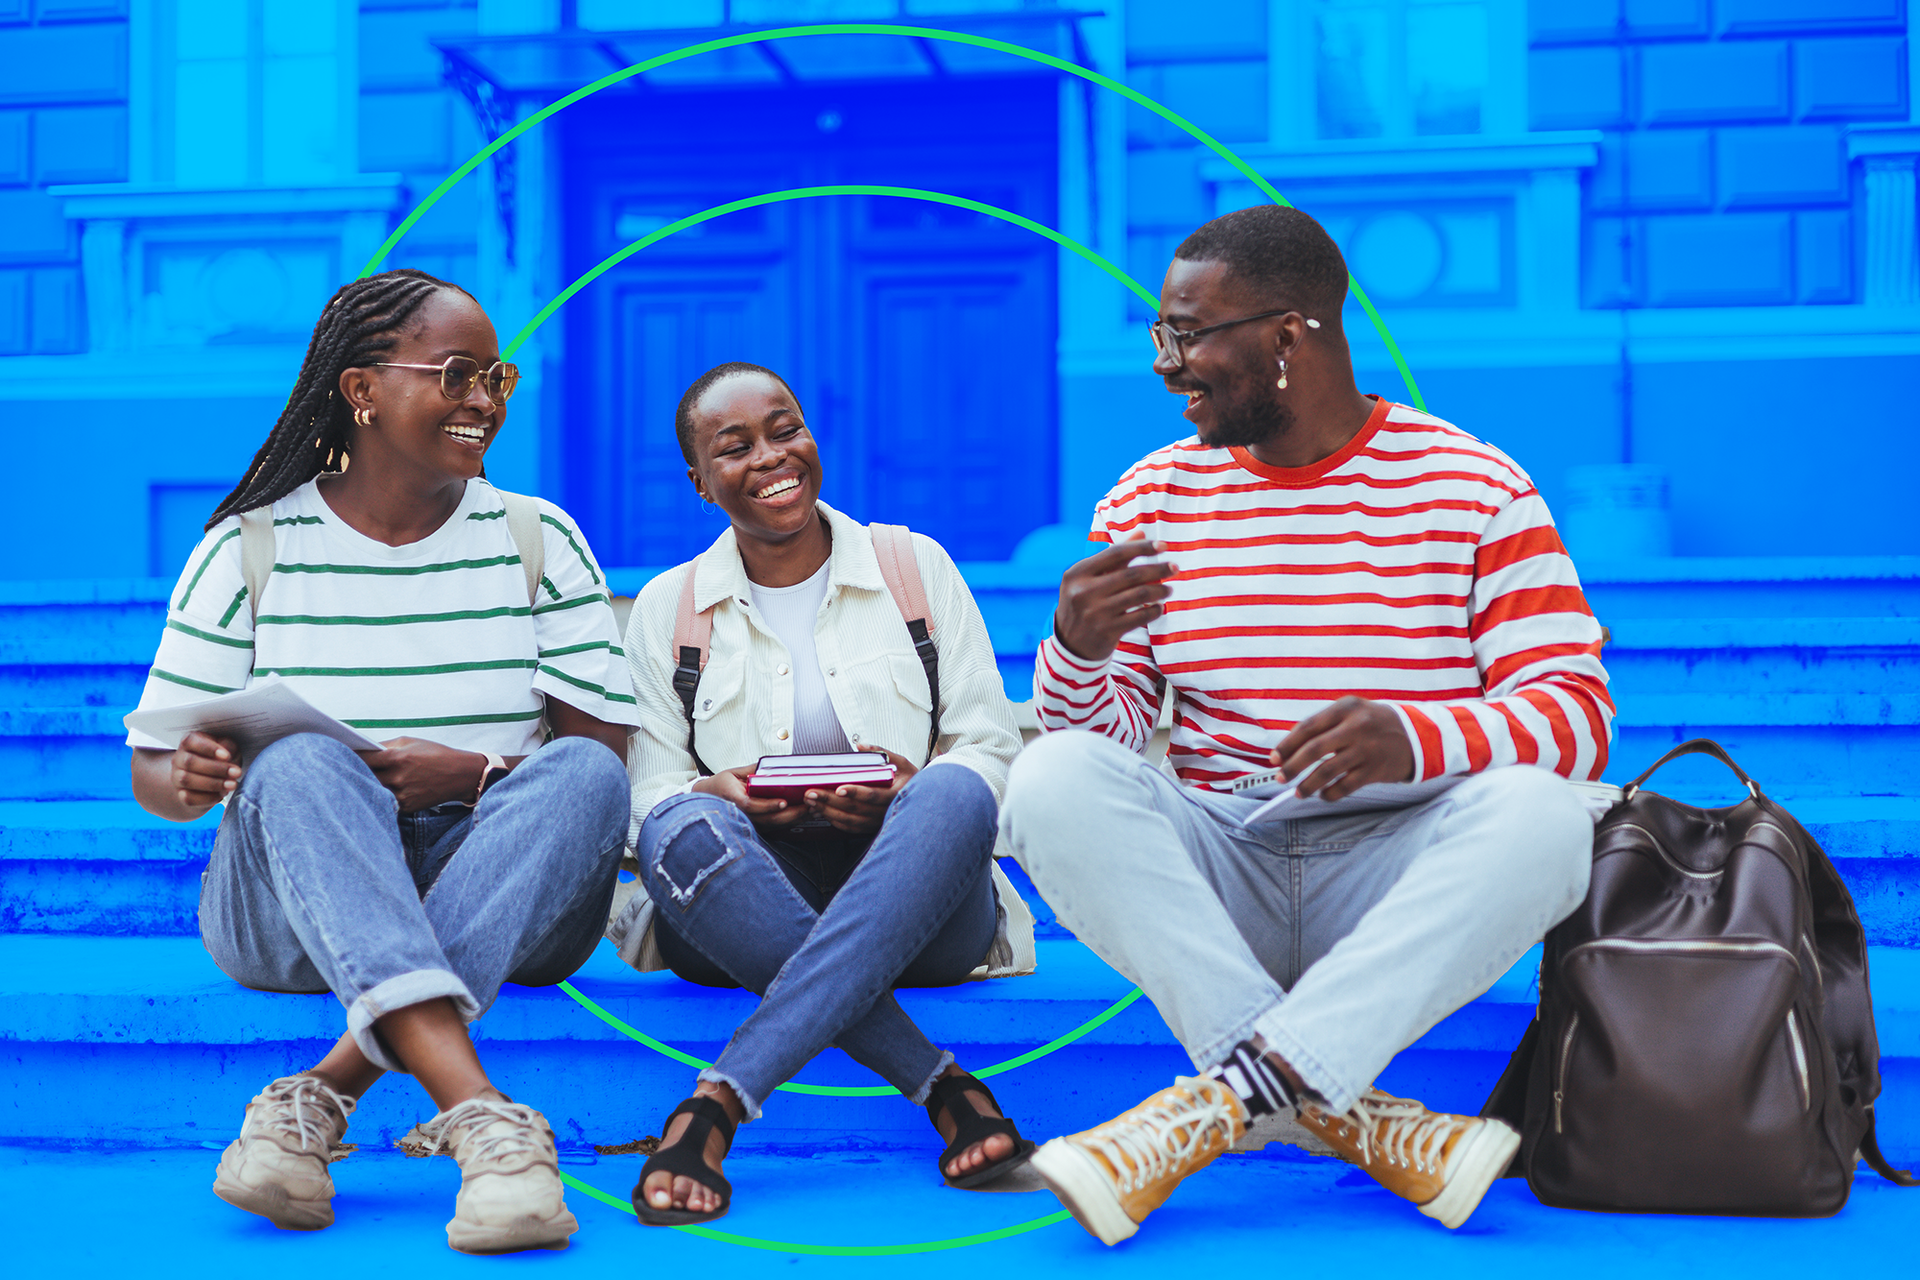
[{"left": 126, "top": 269, "right": 638, "bottom": 1253}]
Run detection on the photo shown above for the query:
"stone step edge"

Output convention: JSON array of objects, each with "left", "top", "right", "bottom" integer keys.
[{"left": 2, "top": 937, "right": 1915, "bottom": 1056}]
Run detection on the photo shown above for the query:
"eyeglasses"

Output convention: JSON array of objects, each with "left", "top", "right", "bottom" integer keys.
[
  {"left": 376, "top": 356, "right": 521, "bottom": 404},
  {"left": 1147, "top": 310, "right": 1320, "bottom": 369}
]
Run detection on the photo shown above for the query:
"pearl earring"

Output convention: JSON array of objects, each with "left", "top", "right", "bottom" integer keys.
[{"left": 1276, "top": 359, "right": 1288, "bottom": 391}]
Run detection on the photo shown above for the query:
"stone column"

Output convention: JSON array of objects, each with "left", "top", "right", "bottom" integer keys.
[{"left": 1848, "top": 127, "right": 1920, "bottom": 307}]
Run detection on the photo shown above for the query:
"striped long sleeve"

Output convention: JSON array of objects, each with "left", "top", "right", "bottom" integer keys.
[{"left": 1032, "top": 399, "right": 1614, "bottom": 789}]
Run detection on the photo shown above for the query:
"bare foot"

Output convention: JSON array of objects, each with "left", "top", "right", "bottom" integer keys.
[
  {"left": 640, "top": 1082, "right": 742, "bottom": 1215},
  {"left": 932, "top": 1065, "right": 1016, "bottom": 1180}
]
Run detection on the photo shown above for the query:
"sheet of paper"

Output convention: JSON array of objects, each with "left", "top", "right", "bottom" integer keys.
[
  {"left": 123, "top": 680, "right": 381, "bottom": 759},
  {"left": 1237, "top": 771, "right": 1465, "bottom": 824}
]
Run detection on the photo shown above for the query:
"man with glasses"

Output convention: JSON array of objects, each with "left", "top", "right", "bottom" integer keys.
[{"left": 999, "top": 204, "right": 1611, "bottom": 1242}]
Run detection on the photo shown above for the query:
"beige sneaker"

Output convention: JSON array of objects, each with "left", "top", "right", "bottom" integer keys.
[
  {"left": 1030, "top": 1075, "right": 1248, "bottom": 1245},
  {"left": 422, "top": 1092, "right": 579, "bottom": 1254},
  {"left": 1296, "top": 1088, "right": 1519, "bottom": 1228},
  {"left": 211, "top": 1074, "right": 356, "bottom": 1230}
]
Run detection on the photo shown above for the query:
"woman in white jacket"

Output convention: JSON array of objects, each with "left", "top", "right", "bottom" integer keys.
[{"left": 620, "top": 363, "right": 1035, "bottom": 1225}]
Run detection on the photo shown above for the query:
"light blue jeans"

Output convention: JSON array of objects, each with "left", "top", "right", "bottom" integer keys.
[
  {"left": 999, "top": 730, "right": 1592, "bottom": 1114},
  {"left": 199, "top": 732, "right": 631, "bottom": 1072},
  {"left": 636, "top": 762, "right": 999, "bottom": 1120}
]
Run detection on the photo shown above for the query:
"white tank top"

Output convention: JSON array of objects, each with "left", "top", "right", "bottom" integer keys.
[{"left": 747, "top": 560, "right": 854, "bottom": 756}]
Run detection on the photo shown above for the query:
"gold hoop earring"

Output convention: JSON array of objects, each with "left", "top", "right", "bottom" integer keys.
[
  {"left": 1276, "top": 359, "right": 1289, "bottom": 391},
  {"left": 354, "top": 407, "right": 373, "bottom": 428}
]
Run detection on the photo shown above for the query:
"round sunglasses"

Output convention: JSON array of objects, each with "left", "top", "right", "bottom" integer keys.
[{"left": 375, "top": 355, "right": 520, "bottom": 404}]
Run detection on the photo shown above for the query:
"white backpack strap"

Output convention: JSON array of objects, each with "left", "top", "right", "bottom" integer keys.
[
  {"left": 671, "top": 559, "right": 716, "bottom": 775},
  {"left": 497, "top": 489, "right": 545, "bottom": 606},
  {"left": 238, "top": 507, "right": 275, "bottom": 625},
  {"left": 868, "top": 523, "right": 941, "bottom": 759}
]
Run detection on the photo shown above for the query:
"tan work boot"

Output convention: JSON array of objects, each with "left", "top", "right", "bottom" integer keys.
[
  {"left": 212, "top": 1074, "right": 356, "bottom": 1230},
  {"left": 422, "top": 1091, "right": 579, "bottom": 1254},
  {"left": 1030, "top": 1075, "right": 1248, "bottom": 1245},
  {"left": 1296, "top": 1088, "right": 1519, "bottom": 1228}
]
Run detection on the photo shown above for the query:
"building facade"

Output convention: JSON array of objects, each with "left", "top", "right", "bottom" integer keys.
[{"left": 2, "top": 0, "right": 1916, "bottom": 583}]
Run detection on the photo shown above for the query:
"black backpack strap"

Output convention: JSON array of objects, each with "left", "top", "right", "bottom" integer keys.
[
  {"left": 670, "top": 561, "right": 715, "bottom": 778},
  {"left": 1862, "top": 1113, "right": 1919, "bottom": 1187}
]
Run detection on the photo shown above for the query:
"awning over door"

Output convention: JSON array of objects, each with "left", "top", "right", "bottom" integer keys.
[{"left": 433, "top": 10, "right": 1101, "bottom": 102}]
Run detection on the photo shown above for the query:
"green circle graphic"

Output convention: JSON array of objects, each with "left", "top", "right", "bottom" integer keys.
[
  {"left": 359, "top": 22, "right": 1425, "bottom": 407},
  {"left": 504, "top": 183, "right": 1154, "bottom": 360},
  {"left": 560, "top": 977, "right": 1144, "bottom": 1097}
]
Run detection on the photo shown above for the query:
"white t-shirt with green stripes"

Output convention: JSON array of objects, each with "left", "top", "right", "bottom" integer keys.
[{"left": 126, "top": 478, "right": 640, "bottom": 755}]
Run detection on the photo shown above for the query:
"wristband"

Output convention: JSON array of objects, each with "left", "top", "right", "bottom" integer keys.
[{"left": 470, "top": 752, "right": 508, "bottom": 806}]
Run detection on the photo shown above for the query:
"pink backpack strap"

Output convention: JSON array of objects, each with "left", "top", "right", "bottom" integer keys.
[
  {"left": 869, "top": 523, "right": 932, "bottom": 634},
  {"left": 868, "top": 523, "right": 941, "bottom": 758},
  {"left": 670, "top": 559, "right": 716, "bottom": 774}
]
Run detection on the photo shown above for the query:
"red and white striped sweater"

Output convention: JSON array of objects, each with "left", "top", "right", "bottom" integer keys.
[{"left": 1033, "top": 398, "right": 1614, "bottom": 788}]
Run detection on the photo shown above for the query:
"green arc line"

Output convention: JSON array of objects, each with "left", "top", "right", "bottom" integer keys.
[
  {"left": 559, "top": 978, "right": 1145, "bottom": 1096},
  {"left": 359, "top": 22, "right": 1424, "bottom": 409},
  {"left": 560, "top": 1169, "right": 1074, "bottom": 1254},
  {"left": 503, "top": 184, "right": 1151, "bottom": 360}
]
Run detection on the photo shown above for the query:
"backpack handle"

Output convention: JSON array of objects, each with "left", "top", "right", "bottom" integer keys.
[{"left": 1621, "top": 737, "right": 1761, "bottom": 801}]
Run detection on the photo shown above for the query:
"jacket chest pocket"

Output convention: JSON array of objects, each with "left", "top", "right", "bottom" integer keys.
[{"left": 689, "top": 653, "right": 751, "bottom": 766}]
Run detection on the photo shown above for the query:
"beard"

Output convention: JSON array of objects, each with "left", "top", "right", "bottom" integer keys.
[{"left": 1195, "top": 381, "right": 1293, "bottom": 449}]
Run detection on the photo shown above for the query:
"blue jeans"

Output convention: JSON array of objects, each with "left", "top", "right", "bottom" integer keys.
[
  {"left": 637, "top": 762, "right": 999, "bottom": 1120},
  {"left": 1001, "top": 730, "right": 1592, "bottom": 1113},
  {"left": 199, "top": 732, "right": 631, "bottom": 1072}
]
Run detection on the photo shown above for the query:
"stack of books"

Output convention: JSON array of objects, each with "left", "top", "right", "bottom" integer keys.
[{"left": 746, "top": 752, "right": 897, "bottom": 800}]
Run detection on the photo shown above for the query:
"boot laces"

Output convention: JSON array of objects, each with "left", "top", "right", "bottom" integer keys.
[
  {"left": 422, "top": 1096, "right": 549, "bottom": 1168},
  {"left": 247, "top": 1076, "right": 354, "bottom": 1151},
  {"left": 1333, "top": 1091, "right": 1462, "bottom": 1175},
  {"left": 1081, "top": 1077, "right": 1240, "bottom": 1195}
]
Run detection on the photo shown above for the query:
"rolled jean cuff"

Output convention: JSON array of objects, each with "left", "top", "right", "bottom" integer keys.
[
  {"left": 346, "top": 969, "right": 481, "bottom": 1073},
  {"left": 697, "top": 1067, "right": 763, "bottom": 1123},
  {"left": 1252, "top": 1005, "right": 1353, "bottom": 1114},
  {"left": 905, "top": 1049, "right": 957, "bottom": 1107}
]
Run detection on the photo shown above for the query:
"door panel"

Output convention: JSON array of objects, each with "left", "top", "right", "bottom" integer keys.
[{"left": 562, "top": 79, "right": 1057, "bottom": 567}]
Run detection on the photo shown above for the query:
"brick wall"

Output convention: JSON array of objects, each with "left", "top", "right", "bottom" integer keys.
[
  {"left": 0, "top": 0, "right": 127, "bottom": 354},
  {"left": 1531, "top": 0, "right": 1909, "bottom": 308}
]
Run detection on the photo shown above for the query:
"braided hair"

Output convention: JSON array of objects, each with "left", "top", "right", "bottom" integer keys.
[{"left": 203, "top": 268, "right": 467, "bottom": 530}]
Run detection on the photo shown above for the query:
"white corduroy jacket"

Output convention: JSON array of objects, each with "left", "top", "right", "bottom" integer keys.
[{"left": 610, "top": 502, "right": 1035, "bottom": 979}]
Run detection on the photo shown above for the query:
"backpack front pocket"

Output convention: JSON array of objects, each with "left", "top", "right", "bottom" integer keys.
[{"left": 1536, "top": 937, "right": 1827, "bottom": 1213}]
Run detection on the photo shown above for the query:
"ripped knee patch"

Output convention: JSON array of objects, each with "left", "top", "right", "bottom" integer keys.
[{"left": 649, "top": 812, "right": 743, "bottom": 910}]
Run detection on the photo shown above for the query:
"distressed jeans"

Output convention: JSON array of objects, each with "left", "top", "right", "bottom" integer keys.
[
  {"left": 199, "top": 732, "right": 630, "bottom": 1072},
  {"left": 636, "top": 762, "right": 999, "bottom": 1120},
  {"left": 999, "top": 730, "right": 1592, "bottom": 1114}
]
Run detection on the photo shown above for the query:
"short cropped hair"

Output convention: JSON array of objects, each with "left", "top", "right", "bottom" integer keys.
[
  {"left": 674, "top": 361, "right": 806, "bottom": 465},
  {"left": 1174, "top": 205, "right": 1349, "bottom": 318}
]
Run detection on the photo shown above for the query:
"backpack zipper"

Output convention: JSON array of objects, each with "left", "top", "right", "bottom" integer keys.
[
  {"left": 1785, "top": 1009, "right": 1811, "bottom": 1110},
  {"left": 1567, "top": 937, "right": 1799, "bottom": 968},
  {"left": 1553, "top": 1011, "right": 1580, "bottom": 1134}
]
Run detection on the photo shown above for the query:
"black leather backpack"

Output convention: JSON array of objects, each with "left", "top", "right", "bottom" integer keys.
[{"left": 1484, "top": 739, "right": 1915, "bottom": 1215}]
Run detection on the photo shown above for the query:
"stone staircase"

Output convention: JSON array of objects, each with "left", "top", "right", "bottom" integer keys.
[{"left": 1, "top": 562, "right": 1915, "bottom": 1159}]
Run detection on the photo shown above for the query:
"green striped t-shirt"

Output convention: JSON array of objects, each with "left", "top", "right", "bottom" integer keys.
[{"left": 126, "top": 478, "right": 640, "bottom": 755}]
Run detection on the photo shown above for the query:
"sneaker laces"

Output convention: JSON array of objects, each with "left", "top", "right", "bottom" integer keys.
[
  {"left": 1323, "top": 1091, "right": 1463, "bottom": 1176},
  {"left": 1080, "top": 1077, "right": 1241, "bottom": 1195},
  {"left": 246, "top": 1076, "right": 355, "bottom": 1151},
  {"left": 421, "top": 1096, "right": 551, "bottom": 1169}
]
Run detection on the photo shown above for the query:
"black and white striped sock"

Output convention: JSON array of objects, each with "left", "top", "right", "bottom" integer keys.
[{"left": 1206, "top": 1041, "right": 1299, "bottom": 1119}]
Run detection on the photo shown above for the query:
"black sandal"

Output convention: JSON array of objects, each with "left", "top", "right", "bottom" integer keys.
[
  {"left": 926, "top": 1073, "right": 1037, "bottom": 1189},
  {"left": 631, "top": 1096, "right": 736, "bottom": 1226}
]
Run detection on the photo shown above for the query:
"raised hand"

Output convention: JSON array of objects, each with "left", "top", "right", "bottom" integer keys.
[{"left": 1052, "top": 538, "right": 1178, "bottom": 663}]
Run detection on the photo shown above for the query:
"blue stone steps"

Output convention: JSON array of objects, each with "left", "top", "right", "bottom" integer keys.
[
  {"left": 3, "top": 933, "right": 1914, "bottom": 1154},
  {"left": 6, "top": 798, "right": 1918, "bottom": 942}
]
